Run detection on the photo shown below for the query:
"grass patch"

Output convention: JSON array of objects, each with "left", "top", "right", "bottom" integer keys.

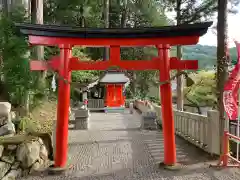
[{"left": 17, "top": 100, "right": 57, "bottom": 134}]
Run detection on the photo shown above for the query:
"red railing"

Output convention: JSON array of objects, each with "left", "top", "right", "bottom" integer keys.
[{"left": 213, "top": 130, "right": 240, "bottom": 168}]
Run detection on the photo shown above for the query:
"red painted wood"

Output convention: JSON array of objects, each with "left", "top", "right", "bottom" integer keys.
[
  {"left": 115, "top": 85, "right": 123, "bottom": 106},
  {"left": 158, "top": 45, "right": 177, "bottom": 165},
  {"left": 54, "top": 47, "right": 71, "bottom": 168},
  {"left": 106, "top": 84, "right": 114, "bottom": 107},
  {"left": 30, "top": 61, "right": 47, "bottom": 70},
  {"left": 170, "top": 57, "right": 198, "bottom": 70},
  {"left": 110, "top": 46, "right": 121, "bottom": 63},
  {"left": 105, "top": 46, "right": 125, "bottom": 107},
  {"left": 69, "top": 57, "right": 158, "bottom": 71},
  {"left": 68, "top": 57, "right": 197, "bottom": 71},
  {"left": 29, "top": 35, "right": 199, "bottom": 46},
  {"left": 104, "top": 84, "right": 109, "bottom": 106},
  {"left": 120, "top": 84, "right": 125, "bottom": 106},
  {"left": 31, "top": 57, "right": 198, "bottom": 71},
  {"left": 30, "top": 56, "right": 60, "bottom": 71},
  {"left": 105, "top": 84, "right": 124, "bottom": 107}
]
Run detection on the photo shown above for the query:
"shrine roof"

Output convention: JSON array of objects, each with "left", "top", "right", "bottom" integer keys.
[
  {"left": 99, "top": 71, "right": 129, "bottom": 84},
  {"left": 16, "top": 22, "right": 212, "bottom": 39}
]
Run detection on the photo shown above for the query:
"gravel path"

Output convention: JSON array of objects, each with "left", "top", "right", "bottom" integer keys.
[{"left": 22, "top": 110, "right": 240, "bottom": 180}]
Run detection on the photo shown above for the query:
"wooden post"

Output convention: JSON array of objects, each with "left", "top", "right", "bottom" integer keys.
[
  {"left": 158, "top": 44, "right": 177, "bottom": 165},
  {"left": 54, "top": 45, "right": 72, "bottom": 168},
  {"left": 176, "top": 46, "right": 184, "bottom": 111},
  {"left": 207, "top": 110, "right": 220, "bottom": 155}
]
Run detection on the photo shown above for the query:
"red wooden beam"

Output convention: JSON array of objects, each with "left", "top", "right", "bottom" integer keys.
[
  {"left": 30, "top": 61, "right": 47, "bottom": 71},
  {"left": 170, "top": 57, "right": 198, "bottom": 70},
  {"left": 30, "top": 56, "right": 60, "bottom": 71},
  {"left": 68, "top": 57, "right": 159, "bottom": 71},
  {"left": 110, "top": 46, "right": 121, "bottom": 63},
  {"left": 68, "top": 57, "right": 198, "bottom": 71},
  {"left": 30, "top": 57, "right": 198, "bottom": 71},
  {"left": 30, "top": 59, "right": 158, "bottom": 71},
  {"left": 29, "top": 35, "right": 200, "bottom": 46}
]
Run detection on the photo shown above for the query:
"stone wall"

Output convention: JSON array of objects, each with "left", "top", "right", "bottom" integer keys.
[
  {"left": 0, "top": 102, "right": 15, "bottom": 137},
  {"left": 0, "top": 136, "right": 50, "bottom": 179},
  {"left": 0, "top": 102, "right": 53, "bottom": 179}
]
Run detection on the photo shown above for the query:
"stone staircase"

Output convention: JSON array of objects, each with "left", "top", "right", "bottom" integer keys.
[{"left": 104, "top": 107, "right": 125, "bottom": 113}]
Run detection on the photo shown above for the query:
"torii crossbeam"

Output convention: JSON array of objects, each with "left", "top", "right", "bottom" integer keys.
[
  {"left": 30, "top": 55, "right": 198, "bottom": 71},
  {"left": 16, "top": 22, "right": 212, "bottom": 169}
]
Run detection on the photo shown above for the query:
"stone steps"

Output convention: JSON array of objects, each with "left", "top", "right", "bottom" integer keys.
[{"left": 104, "top": 107, "right": 125, "bottom": 113}]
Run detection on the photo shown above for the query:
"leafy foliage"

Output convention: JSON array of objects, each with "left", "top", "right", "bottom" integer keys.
[
  {"left": 4, "top": 0, "right": 233, "bottom": 111},
  {"left": 0, "top": 10, "right": 39, "bottom": 106},
  {"left": 18, "top": 116, "right": 40, "bottom": 133},
  {"left": 72, "top": 71, "right": 99, "bottom": 83},
  {"left": 171, "top": 44, "right": 237, "bottom": 69},
  {"left": 185, "top": 70, "right": 217, "bottom": 107},
  {"left": 168, "top": 0, "right": 217, "bottom": 24},
  {"left": 71, "top": 47, "right": 100, "bottom": 83}
]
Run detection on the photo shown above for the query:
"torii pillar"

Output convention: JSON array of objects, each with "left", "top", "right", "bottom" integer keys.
[
  {"left": 158, "top": 44, "right": 176, "bottom": 164},
  {"left": 54, "top": 45, "right": 72, "bottom": 167}
]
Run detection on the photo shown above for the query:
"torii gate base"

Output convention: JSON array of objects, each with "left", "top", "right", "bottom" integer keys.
[{"left": 16, "top": 22, "right": 212, "bottom": 171}]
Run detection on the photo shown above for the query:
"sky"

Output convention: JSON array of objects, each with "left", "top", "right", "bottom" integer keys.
[{"left": 199, "top": 5, "right": 240, "bottom": 47}]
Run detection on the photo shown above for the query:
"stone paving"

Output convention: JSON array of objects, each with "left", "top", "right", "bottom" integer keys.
[{"left": 22, "top": 110, "right": 240, "bottom": 180}]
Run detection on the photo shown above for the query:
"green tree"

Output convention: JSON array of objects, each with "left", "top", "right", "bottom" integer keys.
[
  {"left": 185, "top": 71, "right": 217, "bottom": 108},
  {"left": 42, "top": 0, "right": 170, "bottom": 99},
  {"left": 216, "top": 0, "right": 229, "bottom": 153},
  {"left": 0, "top": 9, "right": 39, "bottom": 111},
  {"left": 164, "top": 0, "right": 218, "bottom": 110}
]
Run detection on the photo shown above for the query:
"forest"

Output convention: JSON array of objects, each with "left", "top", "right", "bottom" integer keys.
[{"left": 179, "top": 45, "right": 237, "bottom": 69}]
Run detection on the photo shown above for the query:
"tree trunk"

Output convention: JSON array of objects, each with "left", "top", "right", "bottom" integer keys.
[
  {"left": 31, "top": 0, "right": 45, "bottom": 80},
  {"left": 79, "top": 5, "right": 85, "bottom": 28},
  {"left": 121, "top": 0, "right": 128, "bottom": 28},
  {"left": 131, "top": 10, "right": 138, "bottom": 96},
  {"left": 120, "top": 0, "right": 135, "bottom": 96},
  {"left": 176, "top": 46, "right": 184, "bottom": 110},
  {"left": 9, "top": 0, "right": 29, "bottom": 10},
  {"left": 176, "top": 0, "right": 184, "bottom": 111},
  {"left": 132, "top": 72, "right": 137, "bottom": 96},
  {"left": 2, "top": 0, "right": 9, "bottom": 15},
  {"left": 22, "top": 0, "right": 44, "bottom": 116},
  {"left": 103, "top": 0, "right": 109, "bottom": 60},
  {"left": 216, "top": 0, "right": 228, "bottom": 153},
  {"left": 31, "top": 0, "right": 44, "bottom": 61}
]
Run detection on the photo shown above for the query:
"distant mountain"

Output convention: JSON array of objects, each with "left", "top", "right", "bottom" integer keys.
[{"left": 171, "top": 44, "right": 237, "bottom": 69}]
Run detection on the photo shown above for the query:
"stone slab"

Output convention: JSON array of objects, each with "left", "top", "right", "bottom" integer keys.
[{"left": 0, "top": 102, "right": 11, "bottom": 115}]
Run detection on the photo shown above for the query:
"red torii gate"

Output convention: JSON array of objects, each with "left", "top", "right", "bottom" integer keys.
[{"left": 17, "top": 22, "right": 212, "bottom": 169}]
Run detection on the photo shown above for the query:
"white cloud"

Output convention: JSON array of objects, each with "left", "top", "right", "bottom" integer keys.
[{"left": 166, "top": 5, "right": 240, "bottom": 47}]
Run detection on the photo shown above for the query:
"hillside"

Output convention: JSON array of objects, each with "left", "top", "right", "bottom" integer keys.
[{"left": 171, "top": 44, "right": 237, "bottom": 69}]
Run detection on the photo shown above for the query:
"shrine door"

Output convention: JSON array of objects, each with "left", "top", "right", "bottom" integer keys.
[{"left": 106, "top": 84, "right": 124, "bottom": 107}]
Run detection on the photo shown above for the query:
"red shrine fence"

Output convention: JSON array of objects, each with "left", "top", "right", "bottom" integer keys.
[{"left": 134, "top": 100, "right": 221, "bottom": 155}]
